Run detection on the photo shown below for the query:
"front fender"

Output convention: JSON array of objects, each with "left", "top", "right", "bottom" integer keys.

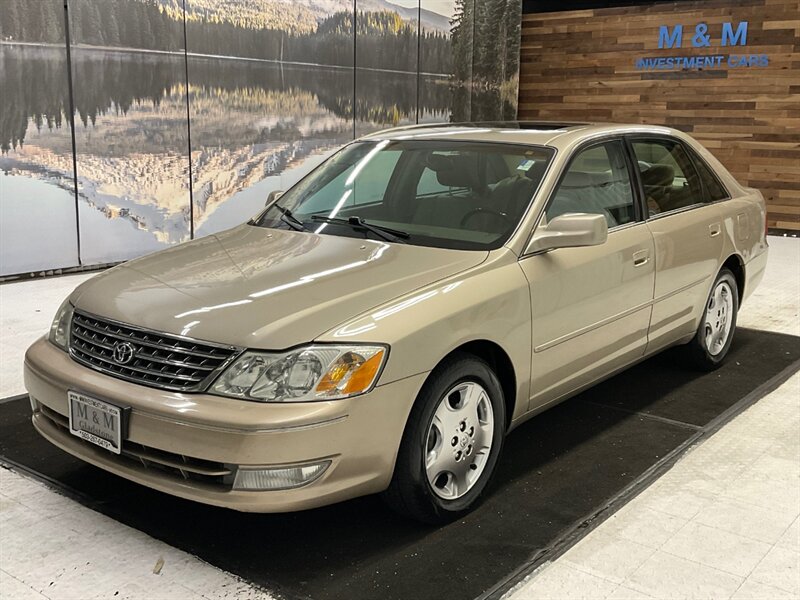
[{"left": 316, "top": 259, "right": 532, "bottom": 423}]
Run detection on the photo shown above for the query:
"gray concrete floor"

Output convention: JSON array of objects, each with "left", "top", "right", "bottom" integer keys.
[{"left": 507, "top": 236, "right": 800, "bottom": 600}]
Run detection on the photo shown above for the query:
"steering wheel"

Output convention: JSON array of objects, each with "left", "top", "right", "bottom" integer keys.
[{"left": 460, "top": 207, "right": 512, "bottom": 229}]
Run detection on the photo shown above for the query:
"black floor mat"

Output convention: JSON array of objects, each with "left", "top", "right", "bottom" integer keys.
[{"left": 1, "top": 328, "right": 798, "bottom": 600}]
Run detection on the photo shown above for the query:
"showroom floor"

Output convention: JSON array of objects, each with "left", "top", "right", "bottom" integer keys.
[{"left": 0, "top": 236, "right": 798, "bottom": 600}]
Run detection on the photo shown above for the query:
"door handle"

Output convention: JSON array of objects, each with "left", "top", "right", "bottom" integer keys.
[
  {"left": 633, "top": 249, "right": 650, "bottom": 267},
  {"left": 709, "top": 222, "right": 721, "bottom": 237}
]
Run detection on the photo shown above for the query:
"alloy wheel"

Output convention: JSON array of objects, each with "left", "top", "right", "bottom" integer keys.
[
  {"left": 704, "top": 280, "right": 734, "bottom": 356},
  {"left": 424, "top": 381, "right": 494, "bottom": 500}
]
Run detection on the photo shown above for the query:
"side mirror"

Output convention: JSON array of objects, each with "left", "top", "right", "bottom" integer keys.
[
  {"left": 265, "top": 190, "right": 284, "bottom": 207},
  {"left": 526, "top": 213, "right": 608, "bottom": 254}
]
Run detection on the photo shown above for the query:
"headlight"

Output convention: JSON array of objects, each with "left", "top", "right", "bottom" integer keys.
[
  {"left": 211, "top": 345, "right": 387, "bottom": 402},
  {"left": 49, "top": 299, "right": 74, "bottom": 351}
]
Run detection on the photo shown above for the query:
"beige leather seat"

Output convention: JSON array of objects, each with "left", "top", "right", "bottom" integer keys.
[{"left": 547, "top": 171, "right": 620, "bottom": 227}]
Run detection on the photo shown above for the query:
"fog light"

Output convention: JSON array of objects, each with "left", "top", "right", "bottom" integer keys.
[{"left": 233, "top": 461, "right": 330, "bottom": 491}]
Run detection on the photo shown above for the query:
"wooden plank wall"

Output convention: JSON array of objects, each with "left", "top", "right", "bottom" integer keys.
[{"left": 519, "top": 0, "right": 800, "bottom": 232}]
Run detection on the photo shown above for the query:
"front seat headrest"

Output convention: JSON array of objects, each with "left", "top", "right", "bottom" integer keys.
[{"left": 426, "top": 153, "right": 485, "bottom": 193}]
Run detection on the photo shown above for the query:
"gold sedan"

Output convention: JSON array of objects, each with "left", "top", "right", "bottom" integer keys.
[{"left": 25, "top": 122, "right": 768, "bottom": 523}]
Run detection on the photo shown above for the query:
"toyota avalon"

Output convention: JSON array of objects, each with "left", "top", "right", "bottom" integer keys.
[{"left": 25, "top": 122, "right": 768, "bottom": 523}]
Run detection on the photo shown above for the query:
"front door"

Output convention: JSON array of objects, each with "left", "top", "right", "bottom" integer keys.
[{"left": 519, "top": 139, "right": 656, "bottom": 410}]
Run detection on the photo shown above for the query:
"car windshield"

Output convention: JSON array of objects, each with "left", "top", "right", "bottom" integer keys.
[{"left": 252, "top": 140, "right": 555, "bottom": 251}]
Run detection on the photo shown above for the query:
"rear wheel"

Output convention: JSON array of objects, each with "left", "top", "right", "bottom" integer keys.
[
  {"left": 686, "top": 268, "right": 738, "bottom": 370},
  {"left": 382, "top": 353, "right": 505, "bottom": 524}
]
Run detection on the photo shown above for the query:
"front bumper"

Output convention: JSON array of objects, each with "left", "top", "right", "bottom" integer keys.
[{"left": 24, "top": 337, "right": 426, "bottom": 512}]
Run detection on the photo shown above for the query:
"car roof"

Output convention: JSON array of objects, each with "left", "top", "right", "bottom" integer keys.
[{"left": 360, "top": 120, "right": 677, "bottom": 150}]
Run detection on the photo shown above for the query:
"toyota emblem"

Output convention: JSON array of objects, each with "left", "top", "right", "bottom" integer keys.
[{"left": 113, "top": 341, "right": 136, "bottom": 365}]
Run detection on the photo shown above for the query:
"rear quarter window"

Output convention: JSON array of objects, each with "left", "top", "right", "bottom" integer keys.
[{"left": 689, "top": 150, "right": 730, "bottom": 202}]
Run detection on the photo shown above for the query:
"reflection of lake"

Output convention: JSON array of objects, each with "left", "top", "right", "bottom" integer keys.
[
  {"left": 1, "top": 45, "right": 514, "bottom": 274},
  {"left": 0, "top": 172, "right": 79, "bottom": 273},
  {"left": 77, "top": 187, "right": 178, "bottom": 264}
]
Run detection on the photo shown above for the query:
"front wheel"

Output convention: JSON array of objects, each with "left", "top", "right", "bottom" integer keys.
[
  {"left": 685, "top": 268, "right": 739, "bottom": 370},
  {"left": 382, "top": 353, "right": 506, "bottom": 524}
]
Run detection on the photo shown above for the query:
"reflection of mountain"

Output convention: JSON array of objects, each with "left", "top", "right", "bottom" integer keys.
[
  {"left": 0, "top": 153, "right": 75, "bottom": 199},
  {"left": 2, "top": 0, "right": 522, "bottom": 275},
  {"left": 157, "top": 0, "right": 452, "bottom": 34},
  {"left": 40, "top": 0, "right": 452, "bottom": 72},
  {"left": 0, "top": 147, "right": 189, "bottom": 245},
  {"left": 361, "top": 0, "right": 451, "bottom": 32},
  {"left": 192, "top": 137, "right": 345, "bottom": 228},
  {"left": 161, "top": 0, "right": 320, "bottom": 34},
  {"left": 1, "top": 47, "right": 461, "bottom": 244}
]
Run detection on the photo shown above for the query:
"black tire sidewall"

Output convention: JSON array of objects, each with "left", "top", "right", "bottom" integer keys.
[
  {"left": 693, "top": 269, "right": 739, "bottom": 367},
  {"left": 399, "top": 355, "right": 506, "bottom": 520}
]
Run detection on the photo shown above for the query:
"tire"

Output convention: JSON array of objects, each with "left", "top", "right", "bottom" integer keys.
[
  {"left": 685, "top": 268, "right": 739, "bottom": 371},
  {"left": 382, "top": 352, "right": 506, "bottom": 524}
]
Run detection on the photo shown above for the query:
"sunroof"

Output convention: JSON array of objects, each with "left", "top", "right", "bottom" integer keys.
[{"left": 515, "top": 121, "right": 587, "bottom": 130}]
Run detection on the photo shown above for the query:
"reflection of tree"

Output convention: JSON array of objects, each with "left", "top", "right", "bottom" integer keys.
[
  {"left": 448, "top": 83, "right": 517, "bottom": 123},
  {"left": 0, "top": 48, "right": 71, "bottom": 153},
  {"left": 189, "top": 59, "right": 453, "bottom": 129},
  {"left": 1, "top": 49, "right": 456, "bottom": 152},
  {"left": 70, "top": 51, "right": 185, "bottom": 133},
  {"left": 354, "top": 70, "right": 451, "bottom": 125}
]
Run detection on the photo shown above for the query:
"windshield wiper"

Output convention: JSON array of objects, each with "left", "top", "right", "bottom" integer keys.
[
  {"left": 310, "top": 215, "right": 410, "bottom": 244},
  {"left": 271, "top": 203, "right": 307, "bottom": 231}
]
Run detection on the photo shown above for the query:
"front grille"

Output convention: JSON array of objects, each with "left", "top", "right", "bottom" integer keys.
[
  {"left": 40, "top": 405, "right": 234, "bottom": 489},
  {"left": 70, "top": 310, "right": 240, "bottom": 392}
]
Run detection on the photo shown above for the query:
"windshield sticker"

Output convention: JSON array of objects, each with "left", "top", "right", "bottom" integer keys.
[{"left": 517, "top": 159, "right": 536, "bottom": 172}]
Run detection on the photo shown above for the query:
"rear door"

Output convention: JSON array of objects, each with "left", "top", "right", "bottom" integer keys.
[{"left": 627, "top": 136, "right": 725, "bottom": 353}]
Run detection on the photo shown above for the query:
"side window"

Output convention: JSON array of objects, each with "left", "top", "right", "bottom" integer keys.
[
  {"left": 296, "top": 164, "right": 354, "bottom": 214},
  {"left": 352, "top": 150, "right": 401, "bottom": 206},
  {"left": 631, "top": 139, "right": 704, "bottom": 216},
  {"left": 689, "top": 151, "right": 729, "bottom": 202},
  {"left": 547, "top": 140, "right": 635, "bottom": 229}
]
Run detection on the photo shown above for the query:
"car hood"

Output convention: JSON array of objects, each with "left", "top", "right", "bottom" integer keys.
[{"left": 71, "top": 225, "right": 488, "bottom": 349}]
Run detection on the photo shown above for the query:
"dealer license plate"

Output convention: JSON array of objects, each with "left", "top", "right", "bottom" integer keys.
[{"left": 68, "top": 391, "right": 124, "bottom": 455}]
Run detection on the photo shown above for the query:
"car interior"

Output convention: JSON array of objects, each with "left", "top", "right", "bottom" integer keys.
[
  {"left": 633, "top": 140, "right": 705, "bottom": 215},
  {"left": 539, "top": 138, "right": 719, "bottom": 229},
  {"left": 544, "top": 142, "right": 635, "bottom": 229},
  {"left": 273, "top": 138, "right": 725, "bottom": 248},
  {"left": 400, "top": 150, "right": 548, "bottom": 233},
  {"left": 322, "top": 144, "right": 554, "bottom": 246}
]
